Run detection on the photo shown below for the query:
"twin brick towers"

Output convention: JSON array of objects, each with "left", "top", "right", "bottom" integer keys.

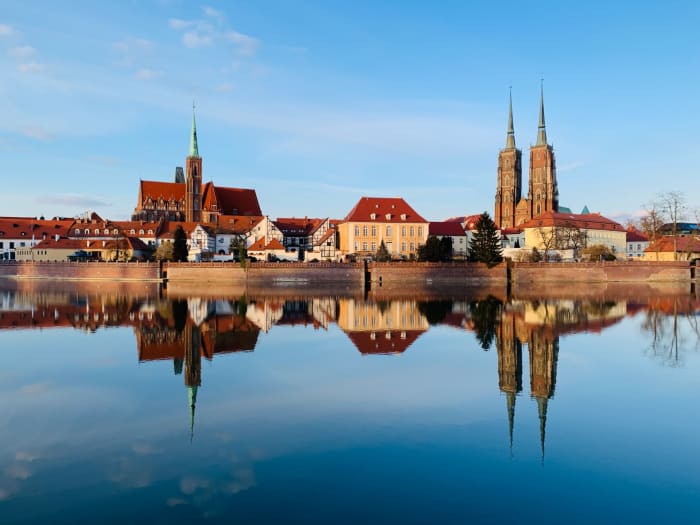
[{"left": 494, "top": 85, "right": 559, "bottom": 229}]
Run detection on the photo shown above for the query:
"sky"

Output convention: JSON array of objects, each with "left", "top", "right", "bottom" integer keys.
[{"left": 0, "top": 0, "right": 698, "bottom": 222}]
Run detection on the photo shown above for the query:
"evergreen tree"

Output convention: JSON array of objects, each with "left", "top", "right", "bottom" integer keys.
[
  {"left": 468, "top": 212, "right": 503, "bottom": 265},
  {"left": 173, "top": 226, "right": 189, "bottom": 262},
  {"left": 418, "top": 236, "right": 442, "bottom": 261},
  {"left": 375, "top": 240, "right": 391, "bottom": 262},
  {"left": 438, "top": 236, "right": 453, "bottom": 261}
]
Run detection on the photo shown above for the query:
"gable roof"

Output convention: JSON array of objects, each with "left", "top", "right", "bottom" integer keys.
[
  {"left": 345, "top": 329, "right": 425, "bottom": 355},
  {"left": 344, "top": 197, "right": 426, "bottom": 223},
  {"left": 519, "top": 211, "right": 624, "bottom": 232},
  {"left": 216, "top": 215, "right": 265, "bottom": 234},
  {"left": 274, "top": 217, "right": 326, "bottom": 236},
  {"left": 429, "top": 221, "right": 467, "bottom": 236},
  {"left": 139, "top": 180, "right": 262, "bottom": 216},
  {"left": 445, "top": 214, "right": 482, "bottom": 230},
  {"left": 626, "top": 228, "right": 649, "bottom": 242}
]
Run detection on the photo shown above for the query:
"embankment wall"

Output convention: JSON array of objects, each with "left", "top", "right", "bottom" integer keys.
[
  {"left": 0, "top": 261, "right": 160, "bottom": 281},
  {"left": 512, "top": 261, "right": 689, "bottom": 284}
]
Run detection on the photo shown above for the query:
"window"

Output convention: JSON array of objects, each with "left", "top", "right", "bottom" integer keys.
[
  {"left": 371, "top": 225, "right": 376, "bottom": 236},
  {"left": 20, "top": 242, "right": 25, "bottom": 247},
  {"left": 371, "top": 242, "right": 376, "bottom": 251},
  {"left": 113, "top": 229, "right": 118, "bottom": 235},
  {"left": 401, "top": 242, "right": 406, "bottom": 252},
  {"left": 418, "top": 227, "right": 423, "bottom": 237},
  {"left": 354, "top": 225, "right": 360, "bottom": 236},
  {"left": 75, "top": 228, "right": 80, "bottom": 235},
  {"left": 94, "top": 229, "right": 99, "bottom": 235},
  {"left": 9, "top": 242, "right": 15, "bottom": 249},
  {"left": 0, "top": 242, "right": 3, "bottom": 249},
  {"left": 385, "top": 213, "right": 392, "bottom": 220},
  {"left": 139, "top": 229, "right": 145, "bottom": 235},
  {"left": 400, "top": 214, "right": 407, "bottom": 220},
  {"left": 410, "top": 242, "right": 415, "bottom": 252},
  {"left": 386, "top": 225, "right": 392, "bottom": 236},
  {"left": 84, "top": 229, "right": 89, "bottom": 235},
  {"left": 148, "top": 229, "right": 153, "bottom": 235},
  {"left": 362, "top": 225, "right": 368, "bottom": 236},
  {"left": 362, "top": 241, "right": 368, "bottom": 251},
  {"left": 354, "top": 241, "right": 359, "bottom": 251},
  {"left": 410, "top": 226, "right": 414, "bottom": 237},
  {"left": 370, "top": 213, "right": 376, "bottom": 220}
]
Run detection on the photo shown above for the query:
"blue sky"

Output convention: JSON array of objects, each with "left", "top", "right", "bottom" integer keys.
[{"left": 0, "top": 0, "right": 698, "bottom": 221}]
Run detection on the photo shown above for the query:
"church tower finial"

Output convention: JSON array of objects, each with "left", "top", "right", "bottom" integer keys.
[
  {"left": 189, "top": 101, "right": 200, "bottom": 158},
  {"left": 506, "top": 87, "right": 516, "bottom": 149},
  {"left": 536, "top": 80, "right": 547, "bottom": 146}
]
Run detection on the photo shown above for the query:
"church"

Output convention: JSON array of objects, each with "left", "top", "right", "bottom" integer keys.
[
  {"left": 132, "top": 108, "right": 262, "bottom": 223},
  {"left": 494, "top": 86, "right": 559, "bottom": 229}
]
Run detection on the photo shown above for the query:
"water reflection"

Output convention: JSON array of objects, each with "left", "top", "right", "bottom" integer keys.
[{"left": 1, "top": 283, "right": 700, "bottom": 523}]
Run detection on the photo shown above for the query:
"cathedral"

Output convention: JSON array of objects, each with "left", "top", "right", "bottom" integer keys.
[
  {"left": 132, "top": 108, "right": 262, "bottom": 223},
  {"left": 494, "top": 86, "right": 559, "bottom": 229}
]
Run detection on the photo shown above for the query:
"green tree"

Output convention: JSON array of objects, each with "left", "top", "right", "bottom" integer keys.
[
  {"left": 468, "top": 212, "right": 503, "bottom": 265},
  {"left": 418, "top": 236, "right": 442, "bottom": 261},
  {"left": 375, "top": 240, "right": 391, "bottom": 262},
  {"left": 173, "top": 226, "right": 189, "bottom": 262},
  {"left": 469, "top": 296, "right": 503, "bottom": 350},
  {"left": 438, "top": 236, "right": 453, "bottom": 261}
]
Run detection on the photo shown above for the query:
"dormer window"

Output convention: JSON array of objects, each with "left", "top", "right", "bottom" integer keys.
[
  {"left": 104, "top": 229, "right": 109, "bottom": 235},
  {"left": 139, "top": 229, "right": 145, "bottom": 235},
  {"left": 84, "top": 229, "right": 89, "bottom": 235},
  {"left": 400, "top": 214, "right": 407, "bottom": 220},
  {"left": 148, "top": 229, "right": 153, "bottom": 235},
  {"left": 130, "top": 229, "right": 135, "bottom": 234},
  {"left": 113, "top": 229, "right": 119, "bottom": 235},
  {"left": 75, "top": 229, "right": 80, "bottom": 235},
  {"left": 385, "top": 214, "right": 392, "bottom": 220},
  {"left": 370, "top": 213, "right": 376, "bottom": 220},
  {"left": 94, "top": 229, "right": 99, "bottom": 235}
]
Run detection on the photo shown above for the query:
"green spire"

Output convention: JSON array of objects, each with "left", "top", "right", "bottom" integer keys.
[
  {"left": 506, "top": 88, "right": 516, "bottom": 150},
  {"left": 188, "top": 385, "right": 198, "bottom": 443},
  {"left": 536, "top": 396, "right": 548, "bottom": 465},
  {"left": 189, "top": 102, "right": 200, "bottom": 158},
  {"left": 506, "top": 391, "right": 516, "bottom": 456},
  {"left": 536, "top": 80, "right": 547, "bottom": 146}
]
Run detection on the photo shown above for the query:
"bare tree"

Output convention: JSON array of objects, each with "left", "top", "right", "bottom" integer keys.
[
  {"left": 658, "top": 191, "right": 688, "bottom": 261},
  {"left": 537, "top": 227, "right": 558, "bottom": 260},
  {"left": 640, "top": 199, "right": 666, "bottom": 261},
  {"left": 554, "top": 221, "right": 588, "bottom": 259}
]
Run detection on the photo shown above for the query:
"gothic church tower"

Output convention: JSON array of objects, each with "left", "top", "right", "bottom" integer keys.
[
  {"left": 494, "top": 90, "right": 522, "bottom": 229},
  {"left": 185, "top": 106, "right": 203, "bottom": 223},
  {"left": 527, "top": 85, "right": 558, "bottom": 218}
]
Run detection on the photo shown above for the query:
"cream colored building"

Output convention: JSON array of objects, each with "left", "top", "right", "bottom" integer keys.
[
  {"left": 520, "top": 211, "right": 626, "bottom": 258},
  {"left": 338, "top": 197, "right": 429, "bottom": 258}
]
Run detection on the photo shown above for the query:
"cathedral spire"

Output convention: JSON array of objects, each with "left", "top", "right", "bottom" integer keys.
[
  {"left": 506, "top": 391, "right": 516, "bottom": 456},
  {"left": 188, "top": 385, "right": 198, "bottom": 443},
  {"left": 189, "top": 102, "right": 200, "bottom": 158},
  {"left": 506, "top": 88, "right": 516, "bottom": 150},
  {"left": 536, "top": 80, "right": 547, "bottom": 146},
  {"left": 537, "top": 396, "right": 548, "bottom": 464}
]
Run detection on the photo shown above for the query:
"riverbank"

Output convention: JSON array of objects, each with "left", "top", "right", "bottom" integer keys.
[{"left": 0, "top": 260, "right": 693, "bottom": 289}]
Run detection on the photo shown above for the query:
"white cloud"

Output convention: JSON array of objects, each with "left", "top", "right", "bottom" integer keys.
[
  {"left": 17, "top": 62, "right": 45, "bottom": 73},
  {"left": 215, "top": 82, "right": 234, "bottom": 93},
  {"left": 20, "top": 126, "right": 54, "bottom": 140},
  {"left": 36, "top": 193, "right": 112, "bottom": 208},
  {"left": 112, "top": 37, "right": 152, "bottom": 54},
  {"left": 135, "top": 68, "right": 163, "bottom": 80},
  {"left": 0, "top": 24, "right": 14, "bottom": 36},
  {"left": 225, "top": 30, "right": 259, "bottom": 56},
  {"left": 168, "top": 18, "right": 192, "bottom": 29},
  {"left": 8, "top": 45, "right": 35, "bottom": 60},
  {"left": 203, "top": 6, "right": 223, "bottom": 19},
  {"left": 183, "top": 31, "right": 212, "bottom": 48}
]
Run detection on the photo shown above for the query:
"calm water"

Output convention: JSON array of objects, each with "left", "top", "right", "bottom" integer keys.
[{"left": 0, "top": 281, "right": 699, "bottom": 524}]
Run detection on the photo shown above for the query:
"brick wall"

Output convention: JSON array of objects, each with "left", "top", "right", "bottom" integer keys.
[
  {"left": 368, "top": 262, "right": 508, "bottom": 286},
  {"left": 0, "top": 261, "right": 160, "bottom": 281},
  {"left": 512, "top": 261, "right": 690, "bottom": 284}
]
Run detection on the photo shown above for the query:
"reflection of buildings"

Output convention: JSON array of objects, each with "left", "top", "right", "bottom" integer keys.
[
  {"left": 338, "top": 299, "right": 429, "bottom": 354},
  {"left": 496, "top": 314, "right": 522, "bottom": 453}
]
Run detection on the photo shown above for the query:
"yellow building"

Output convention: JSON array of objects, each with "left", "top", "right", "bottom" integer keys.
[
  {"left": 338, "top": 197, "right": 429, "bottom": 258},
  {"left": 520, "top": 211, "right": 626, "bottom": 257}
]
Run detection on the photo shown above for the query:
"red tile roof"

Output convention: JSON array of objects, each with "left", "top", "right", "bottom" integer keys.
[
  {"left": 345, "top": 329, "right": 425, "bottom": 355},
  {"left": 216, "top": 215, "right": 264, "bottom": 234},
  {"left": 445, "top": 214, "right": 483, "bottom": 230},
  {"left": 265, "top": 238, "right": 285, "bottom": 250},
  {"left": 626, "top": 228, "right": 649, "bottom": 242},
  {"left": 274, "top": 217, "right": 326, "bottom": 236},
  {"left": 519, "top": 211, "right": 624, "bottom": 231},
  {"left": 0, "top": 218, "right": 74, "bottom": 240},
  {"left": 645, "top": 236, "right": 700, "bottom": 254},
  {"left": 429, "top": 221, "right": 466, "bottom": 237},
  {"left": 248, "top": 237, "right": 267, "bottom": 251},
  {"left": 344, "top": 197, "right": 426, "bottom": 223},
  {"left": 139, "top": 181, "right": 262, "bottom": 216},
  {"left": 139, "top": 180, "right": 186, "bottom": 202}
]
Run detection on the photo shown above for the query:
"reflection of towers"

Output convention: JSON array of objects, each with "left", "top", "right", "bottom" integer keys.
[
  {"left": 496, "top": 314, "right": 522, "bottom": 452},
  {"left": 184, "top": 324, "right": 202, "bottom": 442},
  {"left": 528, "top": 327, "right": 559, "bottom": 462}
]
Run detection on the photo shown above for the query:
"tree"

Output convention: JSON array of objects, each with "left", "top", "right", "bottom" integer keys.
[
  {"left": 469, "top": 296, "right": 503, "bottom": 350},
  {"left": 173, "top": 226, "right": 189, "bottom": 262},
  {"left": 438, "top": 236, "right": 453, "bottom": 261},
  {"left": 155, "top": 242, "right": 174, "bottom": 261},
  {"left": 418, "top": 236, "right": 442, "bottom": 262},
  {"left": 554, "top": 221, "right": 588, "bottom": 259},
  {"left": 536, "top": 226, "right": 558, "bottom": 260},
  {"left": 375, "top": 240, "right": 391, "bottom": 262},
  {"left": 582, "top": 244, "right": 616, "bottom": 261},
  {"left": 659, "top": 191, "right": 688, "bottom": 261},
  {"left": 468, "top": 212, "right": 503, "bottom": 265}
]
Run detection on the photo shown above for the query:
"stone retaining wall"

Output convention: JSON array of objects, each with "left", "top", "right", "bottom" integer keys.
[
  {"left": 0, "top": 261, "right": 160, "bottom": 281},
  {"left": 368, "top": 262, "right": 508, "bottom": 286},
  {"left": 512, "top": 261, "right": 689, "bottom": 284}
]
